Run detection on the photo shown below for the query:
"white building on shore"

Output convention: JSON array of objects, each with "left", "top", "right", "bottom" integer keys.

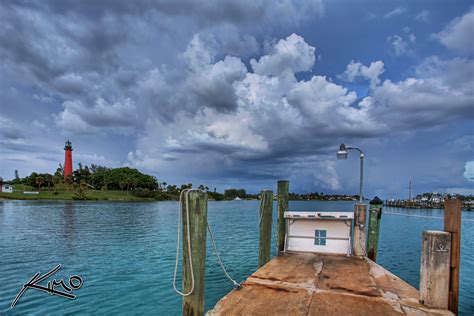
[
  {"left": 0, "top": 177, "right": 13, "bottom": 193},
  {"left": 1, "top": 184, "right": 13, "bottom": 193}
]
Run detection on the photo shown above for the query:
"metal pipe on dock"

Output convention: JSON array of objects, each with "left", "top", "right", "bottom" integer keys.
[{"left": 353, "top": 203, "right": 367, "bottom": 257}]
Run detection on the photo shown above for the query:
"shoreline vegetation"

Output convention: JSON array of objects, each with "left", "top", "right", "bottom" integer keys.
[
  {"left": 1, "top": 165, "right": 363, "bottom": 202},
  {"left": 0, "top": 186, "right": 362, "bottom": 202},
  {"left": 3, "top": 165, "right": 472, "bottom": 204}
]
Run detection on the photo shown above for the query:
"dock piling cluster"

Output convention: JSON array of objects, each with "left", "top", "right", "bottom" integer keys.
[
  {"left": 419, "top": 197, "right": 462, "bottom": 314},
  {"left": 176, "top": 183, "right": 462, "bottom": 316}
]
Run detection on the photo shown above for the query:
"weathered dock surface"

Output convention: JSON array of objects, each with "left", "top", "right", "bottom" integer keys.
[{"left": 208, "top": 253, "right": 453, "bottom": 316}]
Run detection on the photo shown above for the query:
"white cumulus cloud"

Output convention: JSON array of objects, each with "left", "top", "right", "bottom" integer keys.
[
  {"left": 435, "top": 8, "right": 474, "bottom": 54},
  {"left": 250, "top": 34, "right": 316, "bottom": 76},
  {"left": 339, "top": 60, "right": 385, "bottom": 87}
]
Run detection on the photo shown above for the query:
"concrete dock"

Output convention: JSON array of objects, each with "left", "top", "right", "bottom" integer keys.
[{"left": 208, "top": 253, "right": 453, "bottom": 316}]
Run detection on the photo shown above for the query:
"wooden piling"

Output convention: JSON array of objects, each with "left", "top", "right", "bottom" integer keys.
[
  {"left": 367, "top": 197, "right": 383, "bottom": 262},
  {"left": 419, "top": 230, "right": 451, "bottom": 310},
  {"left": 259, "top": 190, "right": 273, "bottom": 267},
  {"left": 277, "top": 181, "right": 289, "bottom": 253},
  {"left": 444, "top": 198, "right": 461, "bottom": 314},
  {"left": 182, "top": 191, "right": 208, "bottom": 316},
  {"left": 353, "top": 204, "right": 367, "bottom": 257}
]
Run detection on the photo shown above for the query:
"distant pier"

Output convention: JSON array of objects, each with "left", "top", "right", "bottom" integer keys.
[{"left": 384, "top": 199, "right": 473, "bottom": 211}]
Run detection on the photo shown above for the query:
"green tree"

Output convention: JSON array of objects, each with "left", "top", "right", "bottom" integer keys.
[
  {"left": 35, "top": 176, "right": 44, "bottom": 189},
  {"left": 224, "top": 188, "right": 246, "bottom": 199},
  {"left": 56, "top": 164, "right": 64, "bottom": 177},
  {"left": 45, "top": 174, "right": 53, "bottom": 190},
  {"left": 119, "top": 180, "right": 126, "bottom": 191},
  {"left": 74, "top": 180, "right": 88, "bottom": 199},
  {"left": 65, "top": 176, "right": 73, "bottom": 192}
]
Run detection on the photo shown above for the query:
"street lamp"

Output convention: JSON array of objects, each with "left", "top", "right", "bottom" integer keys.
[{"left": 337, "top": 143, "right": 364, "bottom": 204}]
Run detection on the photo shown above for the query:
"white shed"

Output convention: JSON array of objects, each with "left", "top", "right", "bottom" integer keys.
[
  {"left": 1, "top": 184, "right": 13, "bottom": 193},
  {"left": 284, "top": 211, "right": 354, "bottom": 256}
]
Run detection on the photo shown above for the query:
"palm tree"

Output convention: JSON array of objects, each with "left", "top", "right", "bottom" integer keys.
[
  {"left": 125, "top": 177, "right": 134, "bottom": 196},
  {"left": 45, "top": 174, "right": 53, "bottom": 190},
  {"left": 78, "top": 180, "right": 88, "bottom": 199},
  {"left": 119, "top": 180, "right": 126, "bottom": 192},
  {"left": 35, "top": 176, "right": 44, "bottom": 189}
]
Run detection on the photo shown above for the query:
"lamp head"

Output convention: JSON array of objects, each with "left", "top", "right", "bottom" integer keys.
[{"left": 337, "top": 143, "right": 348, "bottom": 160}]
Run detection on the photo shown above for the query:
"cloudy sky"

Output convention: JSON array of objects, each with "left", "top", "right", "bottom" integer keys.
[{"left": 1, "top": 0, "right": 473, "bottom": 198}]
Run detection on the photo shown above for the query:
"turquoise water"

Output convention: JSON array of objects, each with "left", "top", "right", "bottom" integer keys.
[{"left": 0, "top": 200, "right": 473, "bottom": 315}]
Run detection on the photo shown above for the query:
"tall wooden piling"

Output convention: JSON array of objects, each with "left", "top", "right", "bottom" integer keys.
[
  {"left": 277, "top": 181, "right": 289, "bottom": 253},
  {"left": 419, "top": 230, "right": 451, "bottom": 310},
  {"left": 444, "top": 198, "right": 461, "bottom": 314},
  {"left": 182, "top": 191, "right": 208, "bottom": 316},
  {"left": 367, "top": 197, "right": 383, "bottom": 261},
  {"left": 259, "top": 190, "right": 273, "bottom": 267},
  {"left": 353, "top": 204, "right": 367, "bottom": 257}
]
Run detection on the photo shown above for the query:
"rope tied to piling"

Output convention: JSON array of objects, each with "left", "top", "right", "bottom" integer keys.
[
  {"left": 173, "top": 189, "right": 242, "bottom": 296},
  {"left": 206, "top": 221, "right": 243, "bottom": 290},
  {"left": 172, "top": 189, "right": 196, "bottom": 297}
]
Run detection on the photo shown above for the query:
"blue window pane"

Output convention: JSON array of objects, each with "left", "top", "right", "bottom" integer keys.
[{"left": 314, "top": 230, "right": 327, "bottom": 246}]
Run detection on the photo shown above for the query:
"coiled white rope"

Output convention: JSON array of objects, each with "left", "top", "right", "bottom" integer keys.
[
  {"left": 173, "top": 189, "right": 242, "bottom": 295},
  {"left": 172, "top": 189, "right": 195, "bottom": 296}
]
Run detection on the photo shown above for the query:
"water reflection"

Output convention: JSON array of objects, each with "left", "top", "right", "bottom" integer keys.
[
  {"left": 62, "top": 202, "right": 77, "bottom": 252},
  {"left": 0, "top": 200, "right": 472, "bottom": 314}
]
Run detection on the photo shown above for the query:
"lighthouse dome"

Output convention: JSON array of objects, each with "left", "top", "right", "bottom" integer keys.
[{"left": 64, "top": 140, "right": 73, "bottom": 150}]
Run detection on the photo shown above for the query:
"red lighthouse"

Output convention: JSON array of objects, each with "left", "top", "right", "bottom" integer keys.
[{"left": 64, "top": 140, "right": 73, "bottom": 180}]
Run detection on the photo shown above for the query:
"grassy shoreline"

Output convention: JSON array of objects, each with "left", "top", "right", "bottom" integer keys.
[
  {"left": 0, "top": 185, "right": 359, "bottom": 202},
  {"left": 0, "top": 190, "right": 155, "bottom": 202}
]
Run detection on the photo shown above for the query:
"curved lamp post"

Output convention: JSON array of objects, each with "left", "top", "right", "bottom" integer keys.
[{"left": 337, "top": 143, "right": 364, "bottom": 204}]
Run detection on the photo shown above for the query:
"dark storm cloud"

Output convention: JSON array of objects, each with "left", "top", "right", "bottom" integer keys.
[
  {"left": 0, "top": 0, "right": 286, "bottom": 125},
  {"left": 0, "top": 117, "right": 24, "bottom": 140},
  {"left": 0, "top": 13, "right": 62, "bottom": 83},
  {"left": 0, "top": 128, "right": 23, "bottom": 141},
  {"left": 1, "top": 0, "right": 472, "bottom": 196},
  {"left": 36, "top": 0, "right": 264, "bottom": 23}
]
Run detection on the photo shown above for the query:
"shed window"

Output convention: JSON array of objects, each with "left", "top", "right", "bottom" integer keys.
[{"left": 314, "top": 229, "right": 327, "bottom": 246}]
